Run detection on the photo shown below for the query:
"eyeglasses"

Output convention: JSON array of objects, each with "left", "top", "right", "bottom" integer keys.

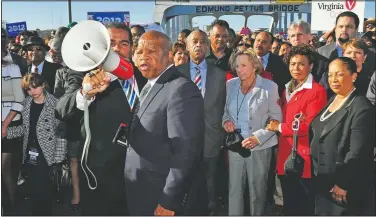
[
  {"left": 28, "top": 47, "right": 43, "bottom": 52},
  {"left": 237, "top": 43, "right": 252, "bottom": 48},
  {"left": 292, "top": 112, "right": 303, "bottom": 131},
  {"left": 366, "top": 24, "right": 375, "bottom": 29}
]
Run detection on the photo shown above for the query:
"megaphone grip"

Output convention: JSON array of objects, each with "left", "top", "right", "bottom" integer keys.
[
  {"left": 111, "top": 58, "right": 134, "bottom": 80},
  {"left": 83, "top": 83, "right": 93, "bottom": 93}
]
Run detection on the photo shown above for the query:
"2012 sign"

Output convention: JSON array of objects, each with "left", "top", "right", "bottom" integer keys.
[
  {"left": 87, "top": 12, "right": 130, "bottom": 26},
  {"left": 5, "top": 21, "right": 27, "bottom": 37}
]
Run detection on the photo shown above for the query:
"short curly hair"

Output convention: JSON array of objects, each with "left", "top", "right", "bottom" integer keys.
[
  {"left": 171, "top": 41, "right": 188, "bottom": 56},
  {"left": 288, "top": 44, "right": 315, "bottom": 65}
]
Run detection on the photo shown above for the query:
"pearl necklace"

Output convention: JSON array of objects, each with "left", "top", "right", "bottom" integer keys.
[{"left": 320, "top": 88, "right": 356, "bottom": 122}]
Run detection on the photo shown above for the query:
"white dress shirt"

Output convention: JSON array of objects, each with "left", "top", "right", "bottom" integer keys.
[{"left": 31, "top": 61, "right": 45, "bottom": 74}]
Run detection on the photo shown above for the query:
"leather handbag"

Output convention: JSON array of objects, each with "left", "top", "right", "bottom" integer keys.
[
  {"left": 50, "top": 160, "right": 72, "bottom": 188},
  {"left": 284, "top": 112, "right": 305, "bottom": 177},
  {"left": 224, "top": 131, "right": 251, "bottom": 158}
]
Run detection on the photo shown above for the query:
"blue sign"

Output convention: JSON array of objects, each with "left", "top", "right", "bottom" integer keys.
[
  {"left": 87, "top": 12, "right": 130, "bottom": 26},
  {"left": 5, "top": 21, "right": 27, "bottom": 37}
]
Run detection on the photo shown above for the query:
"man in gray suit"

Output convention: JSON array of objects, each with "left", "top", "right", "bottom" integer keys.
[
  {"left": 176, "top": 30, "right": 226, "bottom": 215},
  {"left": 125, "top": 31, "right": 207, "bottom": 215}
]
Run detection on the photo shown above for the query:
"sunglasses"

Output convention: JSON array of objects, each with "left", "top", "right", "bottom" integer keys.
[
  {"left": 237, "top": 43, "right": 252, "bottom": 48},
  {"left": 28, "top": 47, "right": 43, "bottom": 52},
  {"left": 366, "top": 24, "right": 375, "bottom": 28},
  {"left": 292, "top": 112, "right": 303, "bottom": 131}
]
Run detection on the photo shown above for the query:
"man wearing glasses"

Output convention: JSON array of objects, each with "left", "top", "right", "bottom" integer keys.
[{"left": 22, "top": 36, "right": 62, "bottom": 93}]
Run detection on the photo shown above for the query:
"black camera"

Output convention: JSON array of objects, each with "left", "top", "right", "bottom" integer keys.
[{"left": 112, "top": 123, "right": 128, "bottom": 148}]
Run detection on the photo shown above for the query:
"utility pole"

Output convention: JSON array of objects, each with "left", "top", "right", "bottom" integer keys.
[{"left": 68, "top": 0, "right": 72, "bottom": 23}]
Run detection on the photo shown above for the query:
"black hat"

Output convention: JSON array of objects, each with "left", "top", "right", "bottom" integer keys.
[{"left": 22, "top": 36, "right": 50, "bottom": 51}]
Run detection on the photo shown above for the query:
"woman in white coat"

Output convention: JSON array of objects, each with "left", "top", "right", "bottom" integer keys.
[{"left": 223, "top": 48, "right": 282, "bottom": 215}]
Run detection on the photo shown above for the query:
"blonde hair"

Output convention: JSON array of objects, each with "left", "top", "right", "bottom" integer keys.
[{"left": 230, "top": 48, "right": 263, "bottom": 75}]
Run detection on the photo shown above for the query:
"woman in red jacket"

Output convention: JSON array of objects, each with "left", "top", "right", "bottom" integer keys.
[{"left": 266, "top": 45, "right": 327, "bottom": 215}]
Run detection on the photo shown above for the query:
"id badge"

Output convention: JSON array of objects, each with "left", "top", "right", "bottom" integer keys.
[{"left": 26, "top": 147, "right": 39, "bottom": 166}]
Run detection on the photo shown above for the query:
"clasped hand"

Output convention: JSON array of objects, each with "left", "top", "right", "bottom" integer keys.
[
  {"left": 265, "top": 119, "right": 280, "bottom": 132},
  {"left": 223, "top": 120, "right": 258, "bottom": 149},
  {"left": 82, "top": 67, "right": 111, "bottom": 98}
]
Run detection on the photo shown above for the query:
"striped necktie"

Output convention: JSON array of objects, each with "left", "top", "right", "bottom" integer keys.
[
  {"left": 194, "top": 66, "right": 202, "bottom": 90},
  {"left": 259, "top": 57, "right": 265, "bottom": 70},
  {"left": 123, "top": 76, "right": 138, "bottom": 111}
]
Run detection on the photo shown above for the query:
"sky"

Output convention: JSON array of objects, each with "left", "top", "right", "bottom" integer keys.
[{"left": 1, "top": 0, "right": 376, "bottom": 32}]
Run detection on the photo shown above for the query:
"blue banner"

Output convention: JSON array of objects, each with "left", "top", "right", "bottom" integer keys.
[
  {"left": 5, "top": 21, "right": 27, "bottom": 37},
  {"left": 87, "top": 12, "right": 130, "bottom": 26}
]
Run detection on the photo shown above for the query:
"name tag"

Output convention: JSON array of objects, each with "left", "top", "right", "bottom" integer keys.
[{"left": 28, "top": 150, "right": 39, "bottom": 156}]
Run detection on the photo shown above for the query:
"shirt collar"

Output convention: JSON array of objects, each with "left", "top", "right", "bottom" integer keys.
[
  {"left": 148, "top": 64, "right": 174, "bottom": 87},
  {"left": 32, "top": 61, "right": 45, "bottom": 73},
  {"left": 285, "top": 73, "right": 313, "bottom": 90},
  {"left": 258, "top": 52, "right": 270, "bottom": 62},
  {"left": 190, "top": 59, "right": 207, "bottom": 70}
]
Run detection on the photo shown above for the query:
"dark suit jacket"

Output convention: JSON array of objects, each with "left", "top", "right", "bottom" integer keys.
[
  {"left": 10, "top": 52, "right": 27, "bottom": 76},
  {"left": 28, "top": 61, "right": 62, "bottom": 93},
  {"left": 311, "top": 51, "right": 329, "bottom": 82},
  {"left": 54, "top": 66, "right": 146, "bottom": 215},
  {"left": 310, "top": 91, "right": 375, "bottom": 210},
  {"left": 125, "top": 66, "right": 207, "bottom": 215},
  {"left": 265, "top": 52, "right": 291, "bottom": 96},
  {"left": 176, "top": 60, "right": 226, "bottom": 158}
]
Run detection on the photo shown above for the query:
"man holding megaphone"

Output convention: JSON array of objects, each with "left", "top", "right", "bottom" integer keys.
[{"left": 55, "top": 21, "right": 147, "bottom": 215}]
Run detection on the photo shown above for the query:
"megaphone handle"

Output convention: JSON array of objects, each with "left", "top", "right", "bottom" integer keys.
[
  {"left": 83, "top": 83, "right": 93, "bottom": 94},
  {"left": 81, "top": 93, "right": 98, "bottom": 190}
]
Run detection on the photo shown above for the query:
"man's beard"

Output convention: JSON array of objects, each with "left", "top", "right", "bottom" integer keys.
[{"left": 338, "top": 36, "right": 350, "bottom": 44}]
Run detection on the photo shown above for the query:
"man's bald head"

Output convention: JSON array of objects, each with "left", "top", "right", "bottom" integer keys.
[
  {"left": 139, "top": 31, "right": 172, "bottom": 55},
  {"left": 135, "top": 30, "right": 172, "bottom": 79}
]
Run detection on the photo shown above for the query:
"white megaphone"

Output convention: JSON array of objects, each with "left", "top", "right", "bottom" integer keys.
[{"left": 62, "top": 20, "right": 134, "bottom": 86}]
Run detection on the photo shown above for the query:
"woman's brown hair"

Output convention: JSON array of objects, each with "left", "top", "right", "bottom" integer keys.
[{"left": 21, "top": 73, "right": 48, "bottom": 91}]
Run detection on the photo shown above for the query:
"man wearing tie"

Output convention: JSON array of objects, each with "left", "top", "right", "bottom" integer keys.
[
  {"left": 125, "top": 30, "right": 207, "bottom": 215},
  {"left": 55, "top": 22, "right": 146, "bottom": 215},
  {"left": 253, "top": 31, "right": 290, "bottom": 96},
  {"left": 22, "top": 36, "right": 62, "bottom": 93},
  {"left": 176, "top": 30, "right": 226, "bottom": 215}
]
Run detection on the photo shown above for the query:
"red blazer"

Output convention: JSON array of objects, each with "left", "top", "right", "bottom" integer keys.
[{"left": 276, "top": 79, "right": 327, "bottom": 178}]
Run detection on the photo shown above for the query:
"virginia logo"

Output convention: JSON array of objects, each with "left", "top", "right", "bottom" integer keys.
[{"left": 345, "top": 0, "right": 356, "bottom": 10}]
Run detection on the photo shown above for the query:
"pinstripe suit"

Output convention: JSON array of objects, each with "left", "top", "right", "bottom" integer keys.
[{"left": 7, "top": 92, "right": 67, "bottom": 166}]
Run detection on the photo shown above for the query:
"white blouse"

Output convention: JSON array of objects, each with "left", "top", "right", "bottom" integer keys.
[{"left": 2, "top": 63, "right": 24, "bottom": 121}]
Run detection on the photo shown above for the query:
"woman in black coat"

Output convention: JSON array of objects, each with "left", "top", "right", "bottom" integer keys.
[{"left": 310, "top": 57, "right": 375, "bottom": 215}]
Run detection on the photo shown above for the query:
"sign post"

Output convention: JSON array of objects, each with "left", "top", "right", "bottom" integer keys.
[
  {"left": 87, "top": 12, "right": 130, "bottom": 26},
  {"left": 5, "top": 21, "right": 27, "bottom": 37},
  {"left": 311, "top": 0, "right": 365, "bottom": 31}
]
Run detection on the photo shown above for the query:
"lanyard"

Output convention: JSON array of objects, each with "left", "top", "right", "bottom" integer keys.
[{"left": 236, "top": 77, "right": 256, "bottom": 123}]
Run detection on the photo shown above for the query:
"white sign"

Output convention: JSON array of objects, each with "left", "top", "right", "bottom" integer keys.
[{"left": 311, "top": 0, "right": 365, "bottom": 31}]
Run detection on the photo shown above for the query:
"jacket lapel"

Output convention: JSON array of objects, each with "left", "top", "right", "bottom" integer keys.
[
  {"left": 203, "top": 64, "right": 217, "bottom": 110},
  {"left": 179, "top": 63, "right": 191, "bottom": 79},
  {"left": 37, "top": 93, "right": 52, "bottom": 124},
  {"left": 136, "top": 67, "right": 174, "bottom": 119},
  {"left": 320, "top": 92, "right": 356, "bottom": 138},
  {"left": 248, "top": 75, "right": 262, "bottom": 101}
]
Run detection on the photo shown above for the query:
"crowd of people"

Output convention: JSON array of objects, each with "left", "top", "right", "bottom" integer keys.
[{"left": 1, "top": 10, "right": 375, "bottom": 216}]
